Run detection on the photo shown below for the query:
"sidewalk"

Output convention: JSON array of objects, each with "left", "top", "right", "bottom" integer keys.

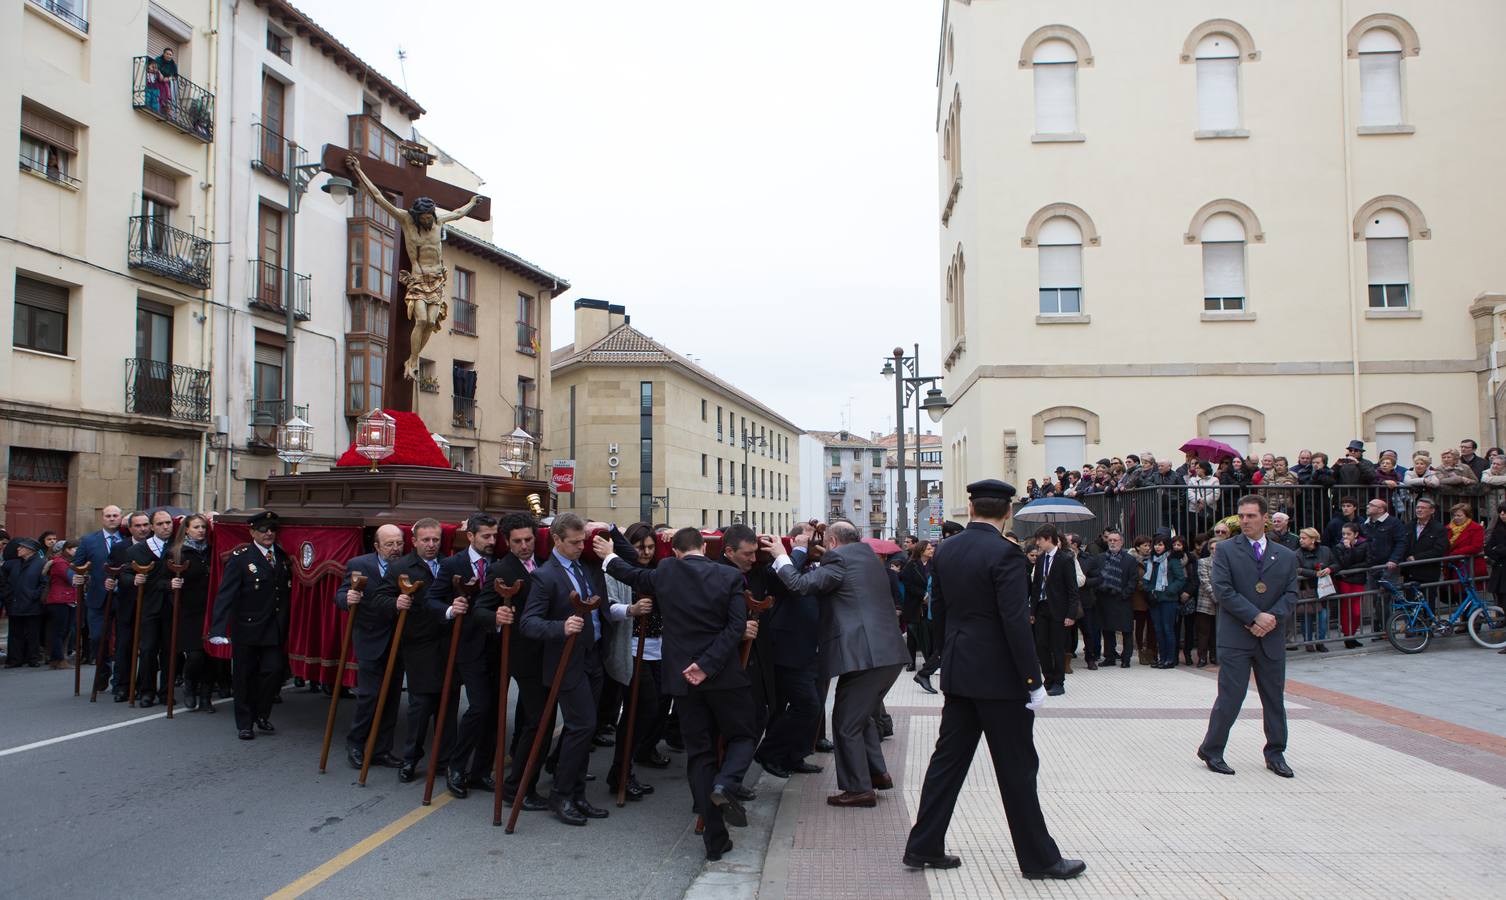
[{"left": 764, "top": 659, "right": 1506, "bottom": 899}]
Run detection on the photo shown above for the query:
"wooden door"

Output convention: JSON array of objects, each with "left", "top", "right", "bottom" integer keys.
[
  {"left": 134, "top": 302, "right": 174, "bottom": 416},
  {"left": 258, "top": 204, "right": 283, "bottom": 305},
  {"left": 260, "top": 74, "right": 285, "bottom": 172},
  {"left": 5, "top": 449, "right": 69, "bottom": 538}
]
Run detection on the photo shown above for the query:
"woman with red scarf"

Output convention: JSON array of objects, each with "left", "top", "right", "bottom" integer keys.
[{"left": 1446, "top": 503, "right": 1487, "bottom": 596}]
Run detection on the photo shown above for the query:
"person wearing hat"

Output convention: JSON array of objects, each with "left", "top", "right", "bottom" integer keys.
[
  {"left": 902, "top": 479, "right": 1085, "bottom": 881},
  {"left": 2, "top": 538, "right": 48, "bottom": 668},
  {"left": 208, "top": 511, "right": 292, "bottom": 740},
  {"left": 1333, "top": 440, "right": 1376, "bottom": 489}
]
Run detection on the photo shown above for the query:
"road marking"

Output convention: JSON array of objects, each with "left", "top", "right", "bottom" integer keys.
[
  {"left": 0, "top": 697, "right": 234, "bottom": 758},
  {"left": 266, "top": 793, "right": 453, "bottom": 899}
]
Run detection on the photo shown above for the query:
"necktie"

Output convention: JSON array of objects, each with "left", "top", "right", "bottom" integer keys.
[
  {"left": 1253, "top": 541, "right": 1263, "bottom": 562},
  {"left": 475, "top": 557, "right": 486, "bottom": 583},
  {"left": 1042, "top": 552, "right": 1051, "bottom": 582},
  {"left": 428, "top": 559, "right": 439, "bottom": 578},
  {"left": 524, "top": 558, "right": 535, "bottom": 573},
  {"left": 570, "top": 561, "right": 597, "bottom": 640},
  {"left": 378, "top": 560, "right": 387, "bottom": 579}
]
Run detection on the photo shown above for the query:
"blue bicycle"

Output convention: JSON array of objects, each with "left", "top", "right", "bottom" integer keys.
[{"left": 1383, "top": 562, "right": 1506, "bottom": 654}]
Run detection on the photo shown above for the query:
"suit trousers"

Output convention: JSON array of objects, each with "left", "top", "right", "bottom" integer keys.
[
  {"left": 112, "top": 597, "right": 136, "bottom": 693},
  {"left": 904, "top": 695, "right": 1062, "bottom": 874},
  {"left": 345, "top": 651, "right": 403, "bottom": 756},
  {"left": 677, "top": 685, "right": 756, "bottom": 854},
  {"left": 1080, "top": 607, "right": 1102, "bottom": 662},
  {"left": 610, "top": 659, "right": 661, "bottom": 786},
  {"left": 550, "top": 674, "right": 596, "bottom": 800},
  {"left": 831, "top": 664, "right": 903, "bottom": 793},
  {"left": 1033, "top": 610, "right": 1066, "bottom": 687},
  {"left": 231, "top": 642, "right": 283, "bottom": 731},
  {"left": 917, "top": 620, "right": 945, "bottom": 679},
  {"left": 5, "top": 616, "right": 40, "bottom": 667},
  {"left": 758, "top": 661, "right": 820, "bottom": 767},
  {"left": 135, "top": 610, "right": 171, "bottom": 696},
  {"left": 1199, "top": 644, "right": 1288, "bottom": 761},
  {"left": 452, "top": 637, "right": 500, "bottom": 778},
  {"left": 503, "top": 670, "right": 551, "bottom": 798},
  {"left": 402, "top": 688, "right": 459, "bottom": 771}
]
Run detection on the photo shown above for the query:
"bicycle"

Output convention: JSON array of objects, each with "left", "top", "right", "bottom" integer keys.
[{"left": 1381, "top": 563, "right": 1506, "bottom": 653}]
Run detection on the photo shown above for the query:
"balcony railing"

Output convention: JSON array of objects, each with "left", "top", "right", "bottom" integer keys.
[
  {"left": 516, "top": 405, "right": 542, "bottom": 438},
  {"left": 19, "top": 153, "right": 81, "bottom": 188},
  {"left": 453, "top": 397, "right": 476, "bottom": 430},
  {"left": 125, "top": 358, "right": 210, "bottom": 422},
  {"left": 452, "top": 299, "right": 477, "bottom": 335},
  {"left": 868, "top": 479, "right": 886, "bottom": 495},
  {"left": 248, "top": 259, "right": 311, "bottom": 321},
  {"left": 250, "top": 123, "right": 305, "bottom": 180},
  {"left": 516, "top": 321, "right": 539, "bottom": 355},
  {"left": 132, "top": 57, "right": 215, "bottom": 142},
  {"left": 247, "top": 399, "right": 310, "bottom": 447},
  {"left": 28, "top": 0, "right": 88, "bottom": 33},
  {"left": 128, "top": 216, "right": 211, "bottom": 289},
  {"left": 827, "top": 479, "right": 846, "bottom": 495},
  {"left": 869, "top": 511, "right": 887, "bottom": 524}
]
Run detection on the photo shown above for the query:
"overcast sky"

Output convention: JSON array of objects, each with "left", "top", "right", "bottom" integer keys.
[{"left": 294, "top": 0, "right": 942, "bottom": 438}]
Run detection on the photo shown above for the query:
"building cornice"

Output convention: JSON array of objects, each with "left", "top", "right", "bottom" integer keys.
[{"left": 254, "top": 0, "right": 426, "bottom": 119}]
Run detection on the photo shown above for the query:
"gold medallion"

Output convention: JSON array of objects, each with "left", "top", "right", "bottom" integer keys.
[{"left": 1255, "top": 581, "right": 1267, "bottom": 594}]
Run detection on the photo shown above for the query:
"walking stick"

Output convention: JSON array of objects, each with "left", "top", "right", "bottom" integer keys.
[
  {"left": 69, "top": 562, "right": 91, "bottom": 697},
  {"left": 319, "top": 572, "right": 366, "bottom": 773},
  {"left": 615, "top": 613, "right": 648, "bottom": 808},
  {"left": 424, "top": 574, "right": 480, "bottom": 805},
  {"left": 491, "top": 579, "right": 523, "bottom": 827},
  {"left": 126, "top": 561, "right": 156, "bottom": 707},
  {"left": 360, "top": 574, "right": 424, "bottom": 786},
  {"left": 164, "top": 561, "right": 189, "bottom": 718},
  {"left": 91, "top": 564, "right": 122, "bottom": 703},
  {"left": 507, "top": 591, "right": 599, "bottom": 834},
  {"left": 698, "top": 591, "right": 775, "bottom": 832}
]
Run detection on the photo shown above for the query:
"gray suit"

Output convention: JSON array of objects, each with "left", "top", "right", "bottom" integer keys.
[
  {"left": 775, "top": 541, "right": 909, "bottom": 793},
  {"left": 1198, "top": 533, "right": 1299, "bottom": 762}
]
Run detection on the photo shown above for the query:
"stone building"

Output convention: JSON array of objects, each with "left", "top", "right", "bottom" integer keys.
[{"left": 807, "top": 430, "right": 888, "bottom": 538}]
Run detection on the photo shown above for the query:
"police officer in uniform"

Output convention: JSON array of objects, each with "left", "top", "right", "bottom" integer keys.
[
  {"left": 208, "top": 511, "right": 292, "bottom": 741},
  {"left": 902, "top": 480, "right": 1085, "bottom": 882}
]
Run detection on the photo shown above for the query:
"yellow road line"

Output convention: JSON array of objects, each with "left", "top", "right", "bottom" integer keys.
[{"left": 266, "top": 793, "right": 453, "bottom": 900}]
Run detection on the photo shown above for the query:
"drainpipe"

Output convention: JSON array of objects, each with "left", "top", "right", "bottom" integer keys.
[
  {"left": 195, "top": 0, "right": 222, "bottom": 512},
  {"left": 1339, "top": 0, "right": 1362, "bottom": 438}
]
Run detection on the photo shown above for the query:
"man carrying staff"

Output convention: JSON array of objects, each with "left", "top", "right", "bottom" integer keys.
[
  {"left": 103, "top": 512, "right": 152, "bottom": 700},
  {"left": 73, "top": 505, "right": 124, "bottom": 670},
  {"left": 492, "top": 513, "right": 550, "bottom": 811},
  {"left": 125, "top": 509, "right": 177, "bottom": 707},
  {"left": 427, "top": 513, "right": 500, "bottom": 798},
  {"left": 208, "top": 512, "right": 292, "bottom": 741},
  {"left": 335, "top": 524, "right": 406, "bottom": 770}
]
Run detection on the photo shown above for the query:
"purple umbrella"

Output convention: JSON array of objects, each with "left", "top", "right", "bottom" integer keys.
[{"left": 1179, "top": 438, "right": 1240, "bottom": 462}]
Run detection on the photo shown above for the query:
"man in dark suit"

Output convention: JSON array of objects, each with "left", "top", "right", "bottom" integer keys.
[
  {"left": 903, "top": 479, "right": 1085, "bottom": 880},
  {"left": 208, "top": 511, "right": 292, "bottom": 740},
  {"left": 426, "top": 512, "right": 499, "bottom": 799},
  {"left": 520, "top": 512, "right": 612, "bottom": 826},
  {"left": 717, "top": 523, "right": 783, "bottom": 782},
  {"left": 1197, "top": 494, "right": 1300, "bottom": 778},
  {"left": 124, "top": 509, "right": 178, "bottom": 707},
  {"left": 597, "top": 527, "right": 753, "bottom": 862},
  {"left": 492, "top": 513, "right": 549, "bottom": 811},
  {"left": 335, "top": 524, "right": 406, "bottom": 770},
  {"left": 1404, "top": 497, "right": 1448, "bottom": 601},
  {"left": 371, "top": 517, "right": 454, "bottom": 783},
  {"left": 105, "top": 512, "right": 152, "bottom": 699},
  {"left": 1029, "top": 524, "right": 1080, "bottom": 696},
  {"left": 72, "top": 504, "right": 124, "bottom": 668},
  {"left": 756, "top": 522, "right": 823, "bottom": 778},
  {"left": 1361, "top": 496, "right": 1408, "bottom": 636}
]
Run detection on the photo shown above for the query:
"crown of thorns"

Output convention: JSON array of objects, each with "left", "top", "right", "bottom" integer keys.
[{"left": 410, "top": 197, "right": 436, "bottom": 216}]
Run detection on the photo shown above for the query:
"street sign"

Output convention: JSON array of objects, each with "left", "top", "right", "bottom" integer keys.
[{"left": 550, "top": 459, "right": 576, "bottom": 494}]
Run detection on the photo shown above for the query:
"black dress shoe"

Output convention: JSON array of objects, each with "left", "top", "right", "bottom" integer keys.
[
  {"left": 447, "top": 770, "right": 470, "bottom": 799},
  {"left": 238, "top": 729, "right": 255, "bottom": 741},
  {"left": 913, "top": 673, "right": 938, "bottom": 694},
  {"left": 139, "top": 693, "right": 155, "bottom": 709},
  {"left": 201, "top": 691, "right": 216, "bottom": 713},
  {"left": 467, "top": 773, "right": 496, "bottom": 792},
  {"left": 814, "top": 738, "right": 834, "bottom": 753},
  {"left": 550, "top": 797, "right": 587, "bottom": 826},
  {"left": 574, "top": 798, "right": 609, "bottom": 819},
  {"left": 634, "top": 778, "right": 654, "bottom": 795},
  {"left": 502, "top": 791, "right": 551, "bottom": 812},
  {"left": 293, "top": 677, "right": 306, "bottom": 688},
  {"left": 347, "top": 747, "right": 364, "bottom": 770},
  {"left": 903, "top": 851, "right": 962, "bottom": 870},
  {"left": 634, "top": 751, "right": 671, "bottom": 769},
  {"left": 732, "top": 784, "right": 755, "bottom": 802},
  {"left": 608, "top": 780, "right": 645, "bottom": 801},
  {"left": 372, "top": 752, "right": 403, "bottom": 768},
  {"left": 271, "top": 692, "right": 283, "bottom": 704},
  {"left": 113, "top": 692, "right": 128, "bottom": 703},
  {"left": 1197, "top": 748, "right": 1235, "bottom": 775},
  {"left": 398, "top": 762, "right": 417, "bottom": 783},
  {"left": 1023, "top": 858, "right": 1087, "bottom": 880},
  {"left": 711, "top": 784, "right": 747, "bottom": 827},
  {"left": 255, "top": 718, "right": 275, "bottom": 733},
  {"left": 1046, "top": 684, "right": 1065, "bottom": 696},
  {"left": 789, "top": 761, "right": 823, "bottom": 774},
  {"left": 758, "top": 758, "right": 792, "bottom": 779},
  {"left": 183, "top": 689, "right": 200, "bottom": 711},
  {"left": 1119, "top": 658, "right": 1131, "bottom": 668},
  {"left": 905, "top": 661, "right": 916, "bottom": 672},
  {"left": 591, "top": 732, "right": 616, "bottom": 747},
  {"left": 706, "top": 837, "right": 734, "bottom": 861},
  {"left": 1266, "top": 756, "right": 1295, "bottom": 778}
]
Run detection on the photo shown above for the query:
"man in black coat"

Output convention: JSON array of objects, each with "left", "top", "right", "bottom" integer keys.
[
  {"left": 208, "top": 511, "right": 292, "bottom": 740},
  {"left": 597, "top": 527, "right": 753, "bottom": 862},
  {"left": 1361, "top": 497, "right": 1409, "bottom": 633},
  {"left": 1404, "top": 497, "right": 1449, "bottom": 603},
  {"left": 1029, "top": 524, "right": 1080, "bottom": 696},
  {"left": 103, "top": 511, "right": 152, "bottom": 698},
  {"left": 716, "top": 524, "right": 783, "bottom": 768},
  {"left": 334, "top": 524, "right": 407, "bottom": 770},
  {"left": 492, "top": 513, "right": 550, "bottom": 811},
  {"left": 124, "top": 509, "right": 177, "bottom": 707},
  {"left": 756, "top": 524, "right": 823, "bottom": 778},
  {"left": 1, "top": 538, "right": 47, "bottom": 668},
  {"left": 903, "top": 479, "right": 1084, "bottom": 880}
]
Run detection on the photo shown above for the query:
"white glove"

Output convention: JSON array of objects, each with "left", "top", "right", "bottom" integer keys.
[
  {"left": 1026, "top": 686, "right": 1047, "bottom": 711},
  {"left": 208, "top": 636, "right": 230, "bottom": 646}
]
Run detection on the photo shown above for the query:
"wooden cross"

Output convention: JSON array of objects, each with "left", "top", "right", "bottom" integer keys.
[{"left": 319, "top": 144, "right": 492, "bottom": 413}]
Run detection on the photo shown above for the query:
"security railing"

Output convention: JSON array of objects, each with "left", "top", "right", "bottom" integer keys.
[
  {"left": 132, "top": 57, "right": 215, "bottom": 142},
  {"left": 247, "top": 399, "right": 309, "bottom": 447},
  {"left": 127, "top": 215, "right": 211, "bottom": 288},
  {"left": 28, "top": 0, "right": 88, "bottom": 33},
  {"left": 452, "top": 298, "right": 477, "bottom": 335},
  {"left": 452, "top": 397, "right": 476, "bottom": 430},
  {"left": 827, "top": 479, "right": 846, "bottom": 495},
  {"left": 516, "top": 321, "right": 539, "bottom": 354},
  {"left": 515, "top": 405, "right": 542, "bottom": 438},
  {"left": 248, "top": 259, "right": 311, "bottom": 320},
  {"left": 125, "top": 358, "right": 210, "bottom": 422},
  {"left": 251, "top": 123, "right": 305, "bottom": 179}
]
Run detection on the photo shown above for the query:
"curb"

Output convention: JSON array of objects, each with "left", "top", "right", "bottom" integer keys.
[{"left": 681, "top": 766, "right": 784, "bottom": 900}]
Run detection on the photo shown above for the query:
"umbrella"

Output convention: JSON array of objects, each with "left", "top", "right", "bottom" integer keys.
[
  {"left": 1013, "top": 497, "right": 1095, "bottom": 524},
  {"left": 862, "top": 537, "right": 903, "bottom": 556},
  {"left": 1179, "top": 438, "right": 1240, "bottom": 462}
]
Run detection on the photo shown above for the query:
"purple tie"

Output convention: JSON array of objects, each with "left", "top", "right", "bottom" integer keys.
[{"left": 1254, "top": 541, "right": 1263, "bottom": 562}]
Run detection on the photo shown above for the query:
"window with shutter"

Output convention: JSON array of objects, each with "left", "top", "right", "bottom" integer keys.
[
  {"left": 1202, "top": 244, "right": 1246, "bottom": 310},
  {"left": 1357, "top": 29, "right": 1404, "bottom": 126},
  {"left": 1364, "top": 210, "right": 1410, "bottom": 307},
  {"left": 1196, "top": 58, "right": 1239, "bottom": 131},
  {"left": 14, "top": 275, "right": 69, "bottom": 354},
  {"left": 1034, "top": 64, "right": 1077, "bottom": 134},
  {"left": 19, "top": 101, "right": 80, "bottom": 186},
  {"left": 1037, "top": 217, "right": 1083, "bottom": 315},
  {"left": 1043, "top": 418, "right": 1087, "bottom": 473}
]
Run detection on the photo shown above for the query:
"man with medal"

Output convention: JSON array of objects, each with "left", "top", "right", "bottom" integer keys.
[{"left": 1197, "top": 494, "right": 1300, "bottom": 779}]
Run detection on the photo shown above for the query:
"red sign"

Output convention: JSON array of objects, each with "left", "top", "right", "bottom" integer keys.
[{"left": 551, "top": 459, "right": 576, "bottom": 494}]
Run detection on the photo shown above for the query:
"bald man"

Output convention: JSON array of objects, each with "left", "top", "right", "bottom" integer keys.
[{"left": 337, "top": 525, "right": 408, "bottom": 770}]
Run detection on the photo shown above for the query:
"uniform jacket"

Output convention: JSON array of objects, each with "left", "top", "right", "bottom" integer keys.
[
  {"left": 107, "top": 538, "right": 142, "bottom": 620},
  {"left": 209, "top": 542, "right": 292, "bottom": 647},
  {"left": 371, "top": 551, "right": 447, "bottom": 693},
  {"left": 605, "top": 552, "right": 747, "bottom": 696},
  {"left": 930, "top": 522, "right": 1042, "bottom": 699},
  {"left": 519, "top": 553, "right": 610, "bottom": 692},
  {"left": 772, "top": 540, "right": 910, "bottom": 680},
  {"left": 1210, "top": 534, "right": 1299, "bottom": 660},
  {"left": 334, "top": 552, "right": 397, "bottom": 664}
]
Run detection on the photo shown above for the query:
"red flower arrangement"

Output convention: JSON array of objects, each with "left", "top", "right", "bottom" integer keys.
[{"left": 335, "top": 410, "right": 451, "bottom": 469}]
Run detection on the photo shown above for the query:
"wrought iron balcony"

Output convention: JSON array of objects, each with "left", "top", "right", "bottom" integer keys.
[
  {"left": 248, "top": 259, "right": 311, "bottom": 321},
  {"left": 132, "top": 57, "right": 215, "bottom": 142},
  {"left": 516, "top": 321, "right": 539, "bottom": 355},
  {"left": 250, "top": 123, "right": 305, "bottom": 180},
  {"left": 247, "top": 399, "right": 309, "bottom": 448},
  {"left": 28, "top": 0, "right": 88, "bottom": 33},
  {"left": 515, "top": 405, "right": 542, "bottom": 438},
  {"left": 128, "top": 215, "right": 211, "bottom": 289},
  {"left": 453, "top": 396, "right": 476, "bottom": 430},
  {"left": 452, "top": 298, "right": 477, "bottom": 335},
  {"left": 869, "top": 511, "right": 887, "bottom": 524},
  {"left": 125, "top": 358, "right": 210, "bottom": 422},
  {"left": 827, "top": 479, "right": 846, "bottom": 495},
  {"left": 868, "top": 480, "right": 886, "bottom": 495}
]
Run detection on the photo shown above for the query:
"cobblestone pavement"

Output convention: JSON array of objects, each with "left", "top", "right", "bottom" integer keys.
[{"left": 769, "top": 658, "right": 1506, "bottom": 900}]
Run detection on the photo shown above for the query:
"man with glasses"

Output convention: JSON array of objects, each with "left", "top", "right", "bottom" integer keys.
[
  {"left": 1362, "top": 498, "right": 1408, "bottom": 640},
  {"left": 336, "top": 524, "right": 407, "bottom": 771},
  {"left": 208, "top": 511, "right": 292, "bottom": 741}
]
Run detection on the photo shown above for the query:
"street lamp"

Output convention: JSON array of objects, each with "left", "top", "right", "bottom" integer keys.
[
  {"left": 738, "top": 430, "right": 767, "bottom": 528},
  {"left": 429, "top": 432, "right": 452, "bottom": 467},
  {"left": 882, "top": 344, "right": 952, "bottom": 540},
  {"left": 275, "top": 416, "right": 313, "bottom": 475},
  {"left": 498, "top": 427, "right": 535, "bottom": 477}
]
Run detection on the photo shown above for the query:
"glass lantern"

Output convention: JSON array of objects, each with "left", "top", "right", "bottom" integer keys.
[
  {"left": 355, "top": 408, "right": 396, "bottom": 473},
  {"left": 275, "top": 416, "right": 314, "bottom": 475},
  {"left": 498, "top": 427, "right": 535, "bottom": 477}
]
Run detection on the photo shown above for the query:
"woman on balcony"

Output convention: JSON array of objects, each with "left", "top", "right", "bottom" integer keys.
[{"left": 155, "top": 47, "right": 179, "bottom": 122}]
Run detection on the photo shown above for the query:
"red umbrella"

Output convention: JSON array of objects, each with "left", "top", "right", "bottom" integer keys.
[
  {"left": 863, "top": 537, "right": 903, "bottom": 556},
  {"left": 1179, "top": 438, "right": 1240, "bottom": 462}
]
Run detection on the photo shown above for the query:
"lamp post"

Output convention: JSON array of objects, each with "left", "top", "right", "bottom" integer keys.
[
  {"left": 355, "top": 408, "right": 396, "bottom": 473},
  {"left": 739, "top": 430, "right": 766, "bottom": 528},
  {"left": 880, "top": 344, "right": 951, "bottom": 540}
]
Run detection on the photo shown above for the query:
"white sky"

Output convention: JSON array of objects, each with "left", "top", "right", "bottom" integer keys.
[{"left": 292, "top": 0, "right": 943, "bottom": 439}]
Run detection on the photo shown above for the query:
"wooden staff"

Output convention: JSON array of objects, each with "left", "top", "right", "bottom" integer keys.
[
  {"left": 507, "top": 591, "right": 599, "bottom": 834},
  {"left": 491, "top": 578, "right": 523, "bottom": 827},
  {"left": 615, "top": 612, "right": 649, "bottom": 808},
  {"left": 319, "top": 571, "right": 366, "bottom": 773},
  {"left": 698, "top": 591, "right": 775, "bottom": 832},
  {"left": 360, "top": 574, "right": 424, "bottom": 787},
  {"left": 91, "top": 564, "right": 123, "bottom": 703},
  {"left": 69, "top": 561, "right": 91, "bottom": 697},
  {"left": 126, "top": 560, "right": 156, "bottom": 707},
  {"left": 164, "top": 561, "right": 189, "bottom": 718},
  {"left": 424, "top": 573, "right": 480, "bottom": 805}
]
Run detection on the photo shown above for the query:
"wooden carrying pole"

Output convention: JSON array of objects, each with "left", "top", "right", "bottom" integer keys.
[
  {"left": 69, "top": 562, "right": 91, "bottom": 696},
  {"left": 360, "top": 574, "right": 424, "bottom": 786},
  {"left": 91, "top": 564, "right": 123, "bottom": 702},
  {"left": 698, "top": 591, "right": 774, "bottom": 833},
  {"left": 164, "top": 561, "right": 189, "bottom": 718},
  {"left": 126, "top": 561, "right": 155, "bottom": 707},
  {"left": 424, "top": 574, "right": 479, "bottom": 805},
  {"left": 615, "top": 615, "right": 648, "bottom": 808},
  {"left": 507, "top": 591, "right": 598, "bottom": 834},
  {"left": 490, "top": 579, "right": 523, "bottom": 827},
  {"left": 319, "top": 571, "right": 366, "bottom": 773}
]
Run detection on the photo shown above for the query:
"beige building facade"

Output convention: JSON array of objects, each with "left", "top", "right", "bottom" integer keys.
[
  {"left": 809, "top": 430, "right": 888, "bottom": 538},
  {"left": 551, "top": 300, "right": 802, "bottom": 533},
  {"left": 936, "top": 1, "right": 1506, "bottom": 519}
]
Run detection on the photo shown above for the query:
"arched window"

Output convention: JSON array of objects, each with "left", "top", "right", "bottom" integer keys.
[
  {"left": 1042, "top": 418, "right": 1086, "bottom": 473},
  {"left": 1032, "top": 40, "right": 1078, "bottom": 136},
  {"left": 1357, "top": 28, "right": 1404, "bottom": 127},
  {"left": 1374, "top": 414, "right": 1417, "bottom": 461},
  {"left": 1037, "top": 217, "right": 1082, "bottom": 315},
  {"left": 1195, "top": 34, "right": 1240, "bottom": 131},
  {"left": 1208, "top": 415, "right": 1251, "bottom": 456},
  {"left": 1201, "top": 213, "right": 1247, "bottom": 312},
  {"left": 1365, "top": 209, "right": 1410, "bottom": 309}
]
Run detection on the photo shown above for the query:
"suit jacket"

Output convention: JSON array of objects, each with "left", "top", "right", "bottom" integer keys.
[
  {"left": 107, "top": 538, "right": 143, "bottom": 618},
  {"left": 425, "top": 549, "right": 496, "bottom": 655},
  {"left": 1210, "top": 534, "right": 1299, "bottom": 661},
  {"left": 519, "top": 554, "right": 610, "bottom": 691},
  {"left": 1405, "top": 518, "right": 1448, "bottom": 584},
  {"left": 766, "top": 547, "right": 819, "bottom": 669},
  {"left": 717, "top": 554, "right": 784, "bottom": 700},
  {"left": 74, "top": 529, "right": 124, "bottom": 612},
  {"left": 1361, "top": 514, "right": 1408, "bottom": 567},
  {"left": 371, "top": 551, "right": 448, "bottom": 693},
  {"left": 605, "top": 553, "right": 747, "bottom": 696},
  {"left": 931, "top": 522, "right": 1042, "bottom": 699},
  {"left": 1029, "top": 547, "right": 1081, "bottom": 621},
  {"left": 772, "top": 540, "right": 909, "bottom": 679},
  {"left": 486, "top": 552, "right": 545, "bottom": 681},
  {"left": 334, "top": 552, "right": 397, "bottom": 664},
  {"left": 125, "top": 538, "right": 175, "bottom": 619},
  {"left": 209, "top": 542, "right": 292, "bottom": 647}
]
